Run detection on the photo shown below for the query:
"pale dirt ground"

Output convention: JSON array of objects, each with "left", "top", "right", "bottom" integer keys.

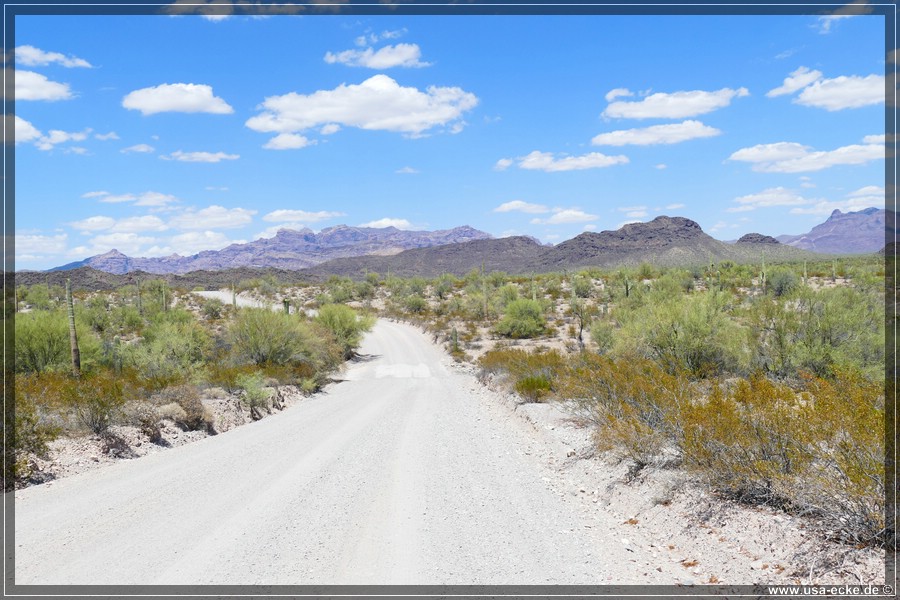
[{"left": 15, "top": 317, "right": 884, "bottom": 587}]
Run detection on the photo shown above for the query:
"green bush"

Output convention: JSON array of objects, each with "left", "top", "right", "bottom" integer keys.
[
  {"left": 495, "top": 298, "right": 546, "bottom": 339},
  {"left": 315, "top": 304, "right": 374, "bottom": 359},
  {"left": 63, "top": 371, "right": 126, "bottom": 435},
  {"left": 124, "top": 319, "right": 211, "bottom": 389},
  {"left": 15, "top": 309, "right": 103, "bottom": 374},
  {"left": 228, "top": 308, "right": 312, "bottom": 366},
  {"left": 768, "top": 268, "right": 798, "bottom": 297}
]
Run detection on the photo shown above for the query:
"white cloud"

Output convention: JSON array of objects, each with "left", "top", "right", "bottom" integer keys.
[
  {"left": 35, "top": 128, "right": 91, "bottom": 151},
  {"left": 618, "top": 205, "right": 648, "bottom": 218},
  {"left": 655, "top": 164, "right": 667, "bottom": 170},
  {"left": 169, "top": 231, "right": 234, "bottom": 254},
  {"left": 359, "top": 217, "right": 413, "bottom": 229},
  {"left": 13, "top": 115, "right": 41, "bottom": 144},
  {"left": 583, "top": 224, "right": 597, "bottom": 231},
  {"left": 15, "top": 70, "right": 72, "bottom": 101},
  {"left": 728, "top": 136, "right": 884, "bottom": 173},
  {"left": 69, "top": 216, "right": 116, "bottom": 232},
  {"left": 263, "top": 133, "right": 315, "bottom": 150},
  {"left": 169, "top": 205, "right": 256, "bottom": 230},
  {"left": 493, "top": 200, "right": 550, "bottom": 214},
  {"left": 245, "top": 74, "right": 478, "bottom": 137},
  {"left": 88, "top": 190, "right": 179, "bottom": 208},
  {"left": 513, "top": 150, "right": 629, "bottom": 172},
  {"left": 324, "top": 43, "right": 430, "bottom": 68},
  {"left": 604, "top": 88, "right": 633, "bottom": 102},
  {"left": 665, "top": 203, "right": 685, "bottom": 210},
  {"left": 862, "top": 134, "right": 885, "bottom": 144},
  {"left": 766, "top": 66, "right": 823, "bottom": 97},
  {"left": 160, "top": 150, "right": 239, "bottom": 162},
  {"left": 591, "top": 120, "right": 721, "bottom": 146},
  {"left": 121, "top": 143, "right": 155, "bottom": 153},
  {"left": 395, "top": 166, "right": 419, "bottom": 174},
  {"left": 320, "top": 123, "right": 341, "bottom": 135},
  {"left": 262, "top": 209, "right": 346, "bottom": 223},
  {"left": 65, "top": 147, "right": 89, "bottom": 155},
  {"left": 790, "top": 186, "right": 883, "bottom": 215},
  {"left": 795, "top": 74, "right": 884, "bottom": 110},
  {"left": 602, "top": 87, "right": 749, "bottom": 119},
  {"left": 122, "top": 83, "right": 234, "bottom": 115},
  {"left": 729, "top": 187, "right": 813, "bottom": 212},
  {"left": 815, "top": 1, "right": 871, "bottom": 34},
  {"left": 87, "top": 232, "right": 159, "bottom": 255},
  {"left": 113, "top": 215, "right": 170, "bottom": 233},
  {"left": 15, "top": 45, "right": 92, "bottom": 68},
  {"left": 16, "top": 232, "right": 68, "bottom": 258},
  {"left": 94, "top": 131, "right": 119, "bottom": 140},
  {"left": 531, "top": 208, "right": 598, "bottom": 225},
  {"left": 494, "top": 158, "right": 513, "bottom": 171}
]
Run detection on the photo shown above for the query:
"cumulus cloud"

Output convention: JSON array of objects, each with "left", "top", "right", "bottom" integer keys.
[
  {"left": 795, "top": 74, "right": 884, "bottom": 110},
  {"left": 604, "top": 88, "right": 633, "bottom": 102},
  {"left": 262, "top": 209, "right": 346, "bottom": 223},
  {"left": 359, "top": 217, "right": 413, "bottom": 229},
  {"left": 121, "top": 143, "right": 155, "bottom": 153},
  {"left": 728, "top": 187, "right": 814, "bottom": 212},
  {"left": 87, "top": 190, "right": 180, "bottom": 207},
  {"left": 16, "top": 232, "right": 68, "bottom": 259},
  {"left": 324, "top": 43, "right": 430, "bottom": 68},
  {"left": 493, "top": 158, "right": 514, "bottom": 171},
  {"left": 122, "top": 83, "right": 234, "bottom": 115},
  {"left": 728, "top": 135, "right": 884, "bottom": 173},
  {"left": 15, "top": 45, "right": 92, "bottom": 68},
  {"left": 493, "top": 200, "right": 550, "bottom": 214},
  {"left": 504, "top": 150, "right": 629, "bottom": 172},
  {"left": 602, "top": 87, "right": 749, "bottom": 119},
  {"left": 591, "top": 120, "right": 721, "bottom": 146},
  {"left": 168, "top": 231, "right": 235, "bottom": 254},
  {"left": 94, "top": 131, "right": 119, "bottom": 141},
  {"left": 766, "top": 66, "right": 823, "bottom": 97},
  {"left": 160, "top": 150, "right": 239, "bottom": 162},
  {"left": 15, "top": 70, "right": 72, "bottom": 101},
  {"left": 13, "top": 115, "right": 41, "bottom": 144},
  {"left": 320, "top": 123, "right": 341, "bottom": 135},
  {"left": 617, "top": 205, "right": 648, "bottom": 218},
  {"left": 245, "top": 74, "right": 478, "bottom": 138},
  {"left": 263, "top": 133, "right": 315, "bottom": 150},
  {"left": 34, "top": 128, "right": 91, "bottom": 151},
  {"left": 69, "top": 216, "right": 116, "bottom": 232},
  {"left": 169, "top": 205, "right": 256, "bottom": 230},
  {"left": 530, "top": 208, "right": 598, "bottom": 225}
]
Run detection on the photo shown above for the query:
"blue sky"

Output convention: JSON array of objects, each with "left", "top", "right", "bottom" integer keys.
[{"left": 12, "top": 6, "right": 888, "bottom": 270}]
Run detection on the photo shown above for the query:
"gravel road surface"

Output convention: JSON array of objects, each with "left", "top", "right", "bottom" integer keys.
[{"left": 14, "top": 320, "right": 678, "bottom": 586}]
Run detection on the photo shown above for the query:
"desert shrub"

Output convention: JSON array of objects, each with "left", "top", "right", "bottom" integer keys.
[
  {"left": 235, "top": 372, "right": 271, "bottom": 412},
  {"left": 495, "top": 298, "right": 546, "bottom": 339},
  {"left": 15, "top": 310, "right": 69, "bottom": 373},
  {"left": 354, "top": 281, "right": 375, "bottom": 301},
  {"left": 60, "top": 370, "right": 126, "bottom": 435},
  {"left": 768, "top": 268, "right": 798, "bottom": 297},
  {"left": 403, "top": 294, "right": 428, "bottom": 314},
  {"left": 315, "top": 304, "right": 375, "bottom": 359},
  {"left": 496, "top": 284, "right": 519, "bottom": 309},
  {"left": 326, "top": 276, "right": 355, "bottom": 304},
  {"left": 478, "top": 348, "right": 565, "bottom": 403},
  {"left": 228, "top": 308, "right": 312, "bottom": 366},
  {"left": 433, "top": 275, "right": 455, "bottom": 300},
  {"left": 123, "top": 400, "right": 162, "bottom": 442},
  {"left": 557, "top": 354, "right": 689, "bottom": 468},
  {"left": 615, "top": 289, "right": 749, "bottom": 377},
  {"left": 204, "top": 360, "right": 261, "bottom": 393},
  {"left": 201, "top": 297, "right": 224, "bottom": 320},
  {"left": 152, "top": 385, "right": 213, "bottom": 432},
  {"left": 571, "top": 276, "right": 593, "bottom": 298},
  {"left": 109, "top": 304, "right": 144, "bottom": 334},
  {"left": 124, "top": 319, "right": 211, "bottom": 389},
  {"left": 12, "top": 375, "right": 62, "bottom": 479},
  {"left": 590, "top": 320, "right": 616, "bottom": 354}
]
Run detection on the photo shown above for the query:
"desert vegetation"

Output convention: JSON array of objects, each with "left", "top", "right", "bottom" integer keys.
[
  {"left": 8, "top": 278, "right": 373, "bottom": 489},
  {"left": 8, "top": 254, "right": 889, "bottom": 551}
]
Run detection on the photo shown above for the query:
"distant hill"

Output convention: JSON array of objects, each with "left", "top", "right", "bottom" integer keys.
[
  {"left": 776, "top": 208, "right": 890, "bottom": 254},
  {"left": 49, "top": 225, "right": 492, "bottom": 275},
  {"left": 306, "top": 216, "right": 819, "bottom": 279}
]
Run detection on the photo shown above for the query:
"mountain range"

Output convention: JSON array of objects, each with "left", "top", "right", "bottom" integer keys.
[
  {"left": 776, "top": 208, "right": 891, "bottom": 254},
  {"left": 50, "top": 225, "right": 492, "bottom": 275}
]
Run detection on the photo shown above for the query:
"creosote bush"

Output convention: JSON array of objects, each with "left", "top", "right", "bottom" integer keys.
[{"left": 495, "top": 298, "right": 546, "bottom": 339}]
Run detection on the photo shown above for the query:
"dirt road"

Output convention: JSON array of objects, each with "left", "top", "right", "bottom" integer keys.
[{"left": 14, "top": 320, "right": 684, "bottom": 586}]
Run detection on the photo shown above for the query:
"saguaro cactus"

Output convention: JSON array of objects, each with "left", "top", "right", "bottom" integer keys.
[{"left": 65, "top": 278, "right": 81, "bottom": 377}]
